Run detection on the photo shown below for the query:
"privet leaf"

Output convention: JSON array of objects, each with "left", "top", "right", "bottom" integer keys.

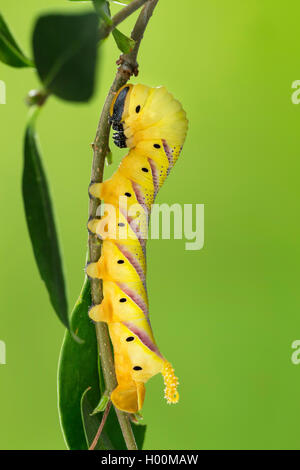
[
  {"left": 67, "top": 0, "right": 111, "bottom": 22},
  {"left": 94, "top": 0, "right": 113, "bottom": 26},
  {"left": 58, "top": 279, "right": 97, "bottom": 449},
  {"left": 112, "top": 28, "right": 135, "bottom": 53},
  {"left": 22, "top": 110, "right": 69, "bottom": 329},
  {"left": 68, "top": 0, "right": 133, "bottom": 51},
  {"left": 93, "top": 0, "right": 108, "bottom": 9},
  {"left": 58, "top": 277, "right": 146, "bottom": 450},
  {"left": 32, "top": 12, "right": 99, "bottom": 102},
  {"left": 0, "top": 14, "right": 34, "bottom": 67},
  {"left": 81, "top": 388, "right": 114, "bottom": 450},
  {"left": 90, "top": 391, "right": 110, "bottom": 414}
]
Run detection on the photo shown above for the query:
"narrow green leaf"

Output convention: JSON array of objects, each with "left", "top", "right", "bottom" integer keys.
[
  {"left": 0, "top": 14, "right": 34, "bottom": 67},
  {"left": 22, "top": 109, "right": 69, "bottom": 329},
  {"left": 81, "top": 388, "right": 114, "bottom": 450},
  {"left": 58, "top": 277, "right": 146, "bottom": 450},
  {"left": 95, "top": 1, "right": 113, "bottom": 25},
  {"left": 112, "top": 28, "right": 135, "bottom": 53},
  {"left": 91, "top": 391, "right": 110, "bottom": 415},
  {"left": 58, "top": 279, "right": 98, "bottom": 449},
  {"left": 32, "top": 13, "right": 99, "bottom": 102},
  {"left": 67, "top": 0, "right": 112, "bottom": 24},
  {"left": 106, "top": 149, "right": 113, "bottom": 165}
]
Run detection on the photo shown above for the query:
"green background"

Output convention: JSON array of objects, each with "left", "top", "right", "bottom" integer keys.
[{"left": 1, "top": 0, "right": 300, "bottom": 450}]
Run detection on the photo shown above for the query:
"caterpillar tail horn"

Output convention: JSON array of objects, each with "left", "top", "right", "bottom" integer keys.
[{"left": 162, "top": 361, "right": 179, "bottom": 404}]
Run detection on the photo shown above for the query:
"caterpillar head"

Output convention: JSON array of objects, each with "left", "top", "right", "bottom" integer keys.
[
  {"left": 110, "top": 84, "right": 151, "bottom": 148},
  {"left": 110, "top": 84, "right": 132, "bottom": 148}
]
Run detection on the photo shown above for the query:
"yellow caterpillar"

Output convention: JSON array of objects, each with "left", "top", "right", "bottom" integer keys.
[{"left": 87, "top": 84, "right": 188, "bottom": 414}]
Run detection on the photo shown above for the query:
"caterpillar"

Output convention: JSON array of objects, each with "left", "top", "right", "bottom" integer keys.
[{"left": 87, "top": 84, "right": 188, "bottom": 414}]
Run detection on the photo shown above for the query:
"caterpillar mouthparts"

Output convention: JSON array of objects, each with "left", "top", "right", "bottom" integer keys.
[
  {"left": 112, "top": 130, "right": 127, "bottom": 148},
  {"left": 88, "top": 84, "right": 188, "bottom": 413}
]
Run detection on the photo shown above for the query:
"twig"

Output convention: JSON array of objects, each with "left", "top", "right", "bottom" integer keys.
[
  {"left": 88, "top": 0, "right": 159, "bottom": 451},
  {"left": 89, "top": 401, "right": 112, "bottom": 451}
]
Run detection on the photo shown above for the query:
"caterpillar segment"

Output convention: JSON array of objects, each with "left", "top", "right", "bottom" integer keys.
[{"left": 87, "top": 84, "right": 188, "bottom": 413}]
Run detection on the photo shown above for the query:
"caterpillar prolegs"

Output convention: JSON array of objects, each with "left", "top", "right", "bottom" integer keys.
[{"left": 87, "top": 84, "right": 188, "bottom": 414}]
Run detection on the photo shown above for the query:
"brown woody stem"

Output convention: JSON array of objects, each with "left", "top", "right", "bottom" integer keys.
[{"left": 88, "top": 0, "right": 159, "bottom": 451}]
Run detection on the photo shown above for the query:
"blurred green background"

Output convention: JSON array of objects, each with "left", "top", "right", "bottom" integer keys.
[{"left": 1, "top": 0, "right": 300, "bottom": 450}]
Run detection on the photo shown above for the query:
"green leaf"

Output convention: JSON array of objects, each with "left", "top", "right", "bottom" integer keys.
[
  {"left": 94, "top": 1, "right": 113, "bottom": 25},
  {"left": 58, "top": 279, "right": 98, "bottom": 449},
  {"left": 81, "top": 388, "right": 114, "bottom": 450},
  {"left": 112, "top": 28, "right": 135, "bottom": 53},
  {"left": 91, "top": 391, "right": 110, "bottom": 415},
  {"left": 106, "top": 149, "right": 113, "bottom": 165},
  {"left": 32, "top": 12, "right": 99, "bottom": 102},
  {"left": 22, "top": 109, "right": 69, "bottom": 330},
  {"left": 58, "top": 277, "right": 147, "bottom": 450},
  {"left": 0, "top": 13, "right": 34, "bottom": 67},
  {"left": 67, "top": 0, "right": 112, "bottom": 23}
]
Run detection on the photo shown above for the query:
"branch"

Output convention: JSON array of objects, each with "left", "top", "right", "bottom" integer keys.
[{"left": 88, "top": 0, "right": 159, "bottom": 451}]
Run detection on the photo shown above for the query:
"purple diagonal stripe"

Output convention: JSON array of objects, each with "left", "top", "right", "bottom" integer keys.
[{"left": 123, "top": 321, "right": 164, "bottom": 359}]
